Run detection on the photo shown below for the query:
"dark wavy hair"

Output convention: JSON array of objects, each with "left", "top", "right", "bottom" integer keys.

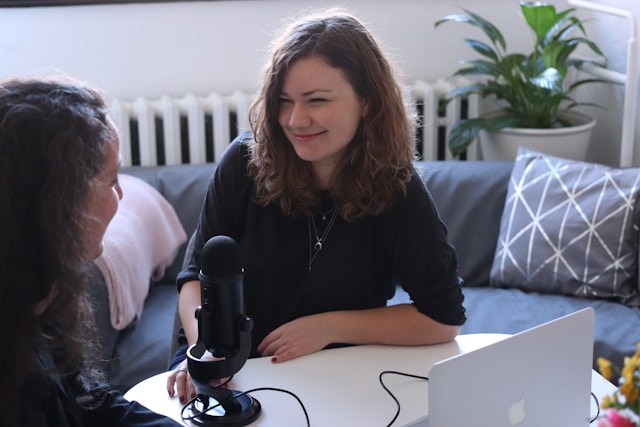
[
  {"left": 248, "top": 8, "right": 417, "bottom": 221},
  {"left": 0, "top": 77, "right": 116, "bottom": 427}
]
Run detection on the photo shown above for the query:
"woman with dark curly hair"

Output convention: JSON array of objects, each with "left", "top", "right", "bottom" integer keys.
[
  {"left": 167, "top": 8, "right": 466, "bottom": 404},
  {"left": 0, "top": 77, "right": 181, "bottom": 427}
]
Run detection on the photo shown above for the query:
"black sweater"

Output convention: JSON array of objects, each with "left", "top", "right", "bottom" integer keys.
[
  {"left": 20, "top": 346, "right": 181, "bottom": 427},
  {"left": 177, "top": 132, "right": 466, "bottom": 357}
]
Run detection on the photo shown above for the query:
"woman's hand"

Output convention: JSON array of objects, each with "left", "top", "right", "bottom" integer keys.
[
  {"left": 166, "top": 359, "right": 196, "bottom": 404},
  {"left": 166, "top": 355, "right": 233, "bottom": 404},
  {"left": 257, "top": 314, "right": 334, "bottom": 363}
]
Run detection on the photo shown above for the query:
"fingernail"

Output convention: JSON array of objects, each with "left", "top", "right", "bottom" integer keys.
[{"left": 271, "top": 357, "right": 277, "bottom": 363}]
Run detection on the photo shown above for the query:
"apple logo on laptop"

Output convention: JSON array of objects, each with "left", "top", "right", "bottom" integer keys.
[{"left": 508, "top": 393, "right": 527, "bottom": 425}]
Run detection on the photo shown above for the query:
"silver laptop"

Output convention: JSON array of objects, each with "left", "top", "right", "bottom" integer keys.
[{"left": 424, "top": 308, "right": 595, "bottom": 427}]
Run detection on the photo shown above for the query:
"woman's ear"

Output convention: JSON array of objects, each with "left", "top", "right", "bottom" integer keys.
[{"left": 362, "top": 101, "right": 368, "bottom": 118}]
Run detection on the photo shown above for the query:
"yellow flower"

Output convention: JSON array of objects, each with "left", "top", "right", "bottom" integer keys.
[
  {"left": 600, "top": 394, "right": 613, "bottom": 409},
  {"left": 620, "top": 378, "right": 639, "bottom": 404},
  {"left": 626, "top": 354, "right": 639, "bottom": 367},
  {"left": 599, "top": 357, "right": 614, "bottom": 381},
  {"left": 598, "top": 343, "right": 640, "bottom": 419}
]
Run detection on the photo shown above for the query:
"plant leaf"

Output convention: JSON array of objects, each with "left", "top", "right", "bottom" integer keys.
[
  {"left": 447, "top": 83, "right": 488, "bottom": 98},
  {"left": 543, "top": 11, "right": 574, "bottom": 45},
  {"left": 568, "top": 36, "right": 605, "bottom": 57},
  {"left": 465, "top": 39, "right": 500, "bottom": 62},
  {"left": 530, "top": 67, "right": 563, "bottom": 92},
  {"left": 454, "top": 60, "right": 502, "bottom": 77},
  {"left": 461, "top": 8, "right": 507, "bottom": 51},
  {"left": 447, "top": 115, "right": 520, "bottom": 157},
  {"left": 521, "top": 2, "right": 564, "bottom": 45},
  {"left": 448, "top": 119, "right": 483, "bottom": 157},
  {"left": 544, "top": 41, "right": 579, "bottom": 73},
  {"left": 435, "top": 9, "right": 506, "bottom": 52},
  {"left": 567, "top": 77, "right": 610, "bottom": 93}
]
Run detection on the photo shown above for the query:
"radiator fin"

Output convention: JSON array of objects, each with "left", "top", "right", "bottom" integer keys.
[{"left": 110, "top": 80, "right": 478, "bottom": 167}]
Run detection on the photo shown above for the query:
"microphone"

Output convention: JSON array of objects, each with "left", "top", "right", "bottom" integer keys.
[
  {"left": 185, "top": 235, "right": 261, "bottom": 427},
  {"left": 199, "top": 235, "right": 244, "bottom": 357}
]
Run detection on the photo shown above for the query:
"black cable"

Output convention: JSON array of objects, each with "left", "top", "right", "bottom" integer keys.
[
  {"left": 180, "top": 394, "right": 209, "bottom": 421},
  {"left": 179, "top": 375, "right": 235, "bottom": 421},
  {"left": 242, "top": 387, "right": 310, "bottom": 427},
  {"left": 379, "top": 370, "right": 429, "bottom": 427},
  {"left": 178, "top": 371, "right": 598, "bottom": 426},
  {"left": 590, "top": 392, "right": 600, "bottom": 423},
  {"left": 179, "top": 385, "right": 310, "bottom": 426}
]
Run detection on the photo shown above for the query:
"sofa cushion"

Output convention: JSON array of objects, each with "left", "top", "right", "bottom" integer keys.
[
  {"left": 490, "top": 148, "right": 640, "bottom": 306},
  {"left": 460, "top": 286, "right": 640, "bottom": 370},
  {"left": 109, "top": 282, "right": 178, "bottom": 392}
]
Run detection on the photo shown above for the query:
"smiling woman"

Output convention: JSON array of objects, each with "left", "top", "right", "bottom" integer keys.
[{"left": 166, "top": 7, "right": 466, "bottom": 409}]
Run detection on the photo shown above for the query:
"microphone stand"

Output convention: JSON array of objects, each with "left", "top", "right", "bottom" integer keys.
[{"left": 186, "top": 313, "right": 261, "bottom": 426}]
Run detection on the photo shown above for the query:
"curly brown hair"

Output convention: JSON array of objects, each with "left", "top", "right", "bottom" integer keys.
[
  {"left": 0, "top": 77, "right": 116, "bottom": 427},
  {"left": 248, "top": 8, "right": 417, "bottom": 221}
]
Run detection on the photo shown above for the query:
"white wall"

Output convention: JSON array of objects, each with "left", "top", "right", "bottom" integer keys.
[{"left": 1, "top": 0, "right": 638, "bottom": 166}]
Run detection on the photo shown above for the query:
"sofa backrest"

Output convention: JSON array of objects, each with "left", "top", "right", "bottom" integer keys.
[
  {"left": 416, "top": 161, "right": 513, "bottom": 286},
  {"left": 121, "top": 163, "right": 215, "bottom": 283},
  {"left": 123, "top": 160, "right": 514, "bottom": 288}
]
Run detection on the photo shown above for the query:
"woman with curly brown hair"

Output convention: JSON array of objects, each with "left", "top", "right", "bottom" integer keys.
[
  {"left": 167, "top": 8, "right": 466, "bottom": 404},
  {"left": 0, "top": 77, "right": 181, "bottom": 427}
]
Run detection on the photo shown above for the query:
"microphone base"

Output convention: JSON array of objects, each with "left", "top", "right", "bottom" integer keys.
[{"left": 187, "top": 390, "right": 261, "bottom": 427}]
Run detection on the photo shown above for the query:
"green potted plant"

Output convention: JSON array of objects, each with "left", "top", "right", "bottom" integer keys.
[{"left": 435, "top": 1, "right": 609, "bottom": 159}]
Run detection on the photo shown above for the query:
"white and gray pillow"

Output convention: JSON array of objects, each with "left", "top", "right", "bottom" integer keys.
[{"left": 490, "top": 148, "right": 640, "bottom": 307}]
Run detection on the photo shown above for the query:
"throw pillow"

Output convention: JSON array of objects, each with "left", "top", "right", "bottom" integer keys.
[
  {"left": 490, "top": 147, "right": 640, "bottom": 307},
  {"left": 93, "top": 174, "right": 187, "bottom": 330}
]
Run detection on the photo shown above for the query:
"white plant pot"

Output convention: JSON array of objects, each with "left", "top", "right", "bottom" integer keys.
[{"left": 478, "top": 111, "right": 596, "bottom": 161}]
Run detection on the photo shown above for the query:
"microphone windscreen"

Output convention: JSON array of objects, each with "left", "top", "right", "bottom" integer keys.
[{"left": 200, "top": 235, "right": 242, "bottom": 277}]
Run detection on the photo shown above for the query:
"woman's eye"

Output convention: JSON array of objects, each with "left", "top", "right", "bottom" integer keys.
[{"left": 309, "top": 98, "right": 327, "bottom": 103}]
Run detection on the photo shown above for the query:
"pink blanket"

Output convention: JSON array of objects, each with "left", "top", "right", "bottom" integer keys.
[{"left": 93, "top": 174, "right": 187, "bottom": 330}]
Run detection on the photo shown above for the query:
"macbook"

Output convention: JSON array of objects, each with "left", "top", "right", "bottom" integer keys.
[{"left": 423, "top": 308, "right": 595, "bottom": 427}]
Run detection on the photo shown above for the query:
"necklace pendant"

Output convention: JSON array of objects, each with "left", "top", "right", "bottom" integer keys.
[{"left": 307, "top": 208, "right": 338, "bottom": 272}]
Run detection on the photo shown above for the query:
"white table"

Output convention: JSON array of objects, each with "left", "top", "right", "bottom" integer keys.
[{"left": 125, "top": 334, "right": 616, "bottom": 426}]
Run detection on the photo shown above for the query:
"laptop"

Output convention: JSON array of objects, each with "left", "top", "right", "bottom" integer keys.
[{"left": 423, "top": 308, "right": 595, "bottom": 427}]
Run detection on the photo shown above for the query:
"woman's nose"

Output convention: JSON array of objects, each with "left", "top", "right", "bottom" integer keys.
[
  {"left": 115, "top": 182, "right": 124, "bottom": 200},
  {"left": 287, "top": 103, "right": 311, "bottom": 128}
]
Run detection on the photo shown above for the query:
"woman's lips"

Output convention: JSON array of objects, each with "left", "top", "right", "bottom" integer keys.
[{"left": 293, "top": 131, "right": 325, "bottom": 142}]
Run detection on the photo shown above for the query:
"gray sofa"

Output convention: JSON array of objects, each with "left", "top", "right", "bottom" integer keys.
[{"left": 90, "top": 160, "right": 640, "bottom": 392}]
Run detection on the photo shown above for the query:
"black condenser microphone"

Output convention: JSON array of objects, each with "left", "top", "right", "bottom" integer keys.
[
  {"left": 199, "top": 235, "right": 245, "bottom": 358},
  {"left": 186, "top": 235, "right": 261, "bottom": 427}
]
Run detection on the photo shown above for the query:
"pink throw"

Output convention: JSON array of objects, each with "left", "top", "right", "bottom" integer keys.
[{"left": 93, "top": 174, "right": 187, "bottom": 330}]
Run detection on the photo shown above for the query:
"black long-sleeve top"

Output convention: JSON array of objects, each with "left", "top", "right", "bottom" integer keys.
[
  {"left": 20, "top": 345, "right": 182, "bottom": 427},
  {"left": 177, "top": 132, "right": 466, "bottom": 357}
]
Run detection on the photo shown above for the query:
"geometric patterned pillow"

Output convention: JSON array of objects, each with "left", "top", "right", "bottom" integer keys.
[{"left": 490, "top": 148, "right": 640, "bottom": 307}]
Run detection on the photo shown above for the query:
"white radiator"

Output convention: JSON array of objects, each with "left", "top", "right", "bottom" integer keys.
[{"left": 110, "top": 80, "right": 479, "bottom": 167}]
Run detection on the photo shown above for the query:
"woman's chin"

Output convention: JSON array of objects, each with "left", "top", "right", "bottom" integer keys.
[{"left": 290, "top": 145, "right": 312, "bottom": 160}]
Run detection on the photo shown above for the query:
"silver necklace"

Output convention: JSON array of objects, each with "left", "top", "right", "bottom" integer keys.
[{"left": 307, "top": 207, "right": 338, "bottom": 271}]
